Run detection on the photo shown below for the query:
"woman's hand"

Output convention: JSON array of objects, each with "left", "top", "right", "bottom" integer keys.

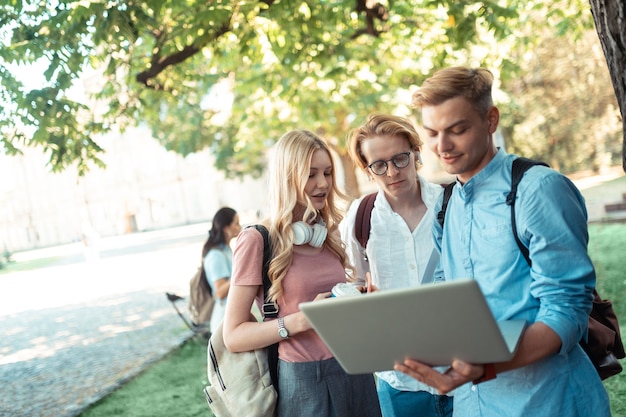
[
  {"left": 313, "top": 291, "right": 332, "bottom": 301},
  {"left": 288, "top": 291, "right": 332, "bottom": 333}
]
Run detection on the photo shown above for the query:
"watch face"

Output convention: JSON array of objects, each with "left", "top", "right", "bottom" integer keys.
[{"left": 279, "top": 328, "right": 288, "bottom": 338}]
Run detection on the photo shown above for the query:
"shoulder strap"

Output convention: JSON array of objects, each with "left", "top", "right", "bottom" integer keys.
[
  {"left": 355, "top": 192, "right": 377, "bottom": 249},
  {"left": 250, "top": 225, "right": 277, "bottom": 319},
  {"left": 506, "top": 157, "right": 549, "bottom": 267},
  {"left": 437, "top": 183, "right": 456, "bottom": 228},
  {"left": 199, "top": 264, "right": 213, "bottom": 296},
  {"left": 435, "top": 158, "right": 548, "bottom": 266},
  {"left": 250, "top": 224, "right": 279, "bottom": 388}
]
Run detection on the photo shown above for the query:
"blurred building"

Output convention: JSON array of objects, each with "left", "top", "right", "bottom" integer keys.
[{"left": 0, "top": 126, "right": 268, "bottom": 253}]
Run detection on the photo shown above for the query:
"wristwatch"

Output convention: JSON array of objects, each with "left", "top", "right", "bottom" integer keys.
[
  {"left": 473, "top": 363, "right": 497, "bottom": 384},
  {"left": 278, "top": 317, "right": 289, "bottom": 339}
]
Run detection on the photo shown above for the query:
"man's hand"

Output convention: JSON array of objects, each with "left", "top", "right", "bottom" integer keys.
[
  {"left": 394, "top": 358, "right": 486, "bottom": 395},
  {"left": 365, "top": 272, "right": 379, "bottom": 293}
]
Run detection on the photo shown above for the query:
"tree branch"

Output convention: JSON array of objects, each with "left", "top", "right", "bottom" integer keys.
[
  {"left": 352, "top": 0, "right": 389, "bottom": 39},
  {"left": 136, "top": 44, "right": 200, "bottom": 89},
  {"left": 134, "top": 9, "right": 238, "bottom": 89}
]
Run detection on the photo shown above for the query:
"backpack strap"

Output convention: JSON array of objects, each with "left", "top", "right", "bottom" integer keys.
[
  {"left": 251, "top": 225, "right": 277, "bottom": 319},
  {"left": 355, "top": 193, "right": 377, "bottom": 249},
  {"left": 436, "top": 157, "right": 548, "bottom": 266},
  {"left": 437, "top": 183, "right": 456, "bottom": 228},
  {"left": 360, "top": 183, "right": 450, "bottom": 246},
  {"left": 199, "top": 264, "right": 213, "bottom": 297},
  {"left": 506, "top": 157, "right": 548, "bottom": 267},
  {"left": 250, "top": 224, "right": 279, "bottom": 388}
]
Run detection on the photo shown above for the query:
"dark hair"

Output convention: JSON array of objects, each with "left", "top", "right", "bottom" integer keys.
[{"left": 202, "top": 207, "right": 237, "bottom": 258}]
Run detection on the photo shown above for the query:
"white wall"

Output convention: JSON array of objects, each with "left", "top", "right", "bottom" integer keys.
[{"left": 0, "top": 126, "right": 268, "bottom": 252}]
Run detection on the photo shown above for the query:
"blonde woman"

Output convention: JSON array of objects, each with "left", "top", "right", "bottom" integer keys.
[{"left": 223, "top": 130, "right": 381, "bottom": 417}]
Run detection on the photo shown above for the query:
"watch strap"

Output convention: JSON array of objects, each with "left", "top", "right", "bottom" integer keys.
[
  {"left": 278, "top": 317, "right": 289, "bottom": 338},
  {"left": 473, "top": 363, "right": 497, "bottom": 384}
]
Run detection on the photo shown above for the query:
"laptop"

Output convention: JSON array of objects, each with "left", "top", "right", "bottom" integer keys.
[{"left": 299, "top": 279, "right": 526, "bottom": 374}]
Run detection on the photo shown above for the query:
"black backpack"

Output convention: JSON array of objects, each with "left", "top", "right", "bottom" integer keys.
[{"left": 436, "top": 157, "right": 625, "bottom": 380}]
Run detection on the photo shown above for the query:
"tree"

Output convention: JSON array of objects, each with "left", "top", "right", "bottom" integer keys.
[
  {"left": 589, "top": 0, "right": 626, "bottom": 172},
  {"left": 498, "top": 1, "right": 621, "bottom": 173},
  {"left": 0, "top": 0, "right": 519, "bottom": 195},
  {"left": 1, "top": 0, "right": 623, "bottom": 195}
]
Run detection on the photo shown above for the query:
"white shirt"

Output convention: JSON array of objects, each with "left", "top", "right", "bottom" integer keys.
[{"left": 340, "top": 175, "right": 448, "bottom": 394}]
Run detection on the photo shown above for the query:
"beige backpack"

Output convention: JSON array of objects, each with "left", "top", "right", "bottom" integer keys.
[
  {"left": 188, "top": 265, "right": 215, "bottom": 326},
  {"left": 203, "top": 225, "right": 279, "bottom": 417}
]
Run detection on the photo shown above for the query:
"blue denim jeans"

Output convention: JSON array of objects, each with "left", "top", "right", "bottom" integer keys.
[{"left": 377, "top": 378, "right": 453, "bottom": 417}]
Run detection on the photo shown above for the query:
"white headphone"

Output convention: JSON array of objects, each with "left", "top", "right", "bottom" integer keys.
[{"left": 292, "top": 220, "right": 327, "bottom": 248}]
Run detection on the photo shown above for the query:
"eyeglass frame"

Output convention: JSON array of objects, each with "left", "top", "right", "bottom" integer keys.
[{"left": 367, "top": 151, "right": 413, "bottom": 176}]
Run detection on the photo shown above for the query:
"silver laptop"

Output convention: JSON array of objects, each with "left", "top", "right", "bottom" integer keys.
[{"left": 299, "top": 279, "right": 526, "bottom": 374}]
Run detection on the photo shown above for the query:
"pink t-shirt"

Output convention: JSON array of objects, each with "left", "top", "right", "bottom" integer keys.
[{"left": 232, "top": 227, "right": 346, "bottom": 362}]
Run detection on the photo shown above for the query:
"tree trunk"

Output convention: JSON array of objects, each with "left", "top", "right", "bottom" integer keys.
[
  {"left": 339, "top": 152, "right": 361, "bottom": 199},
  {"left": 589, "top": 0, "right": 626, "bottom": 172}
]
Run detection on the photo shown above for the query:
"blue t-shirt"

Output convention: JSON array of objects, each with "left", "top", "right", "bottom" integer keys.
[{"left": 203, "top": 244, "right": 232, "bottom": 298}]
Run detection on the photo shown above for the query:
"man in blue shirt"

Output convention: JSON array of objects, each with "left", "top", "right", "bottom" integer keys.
[{"left": 395, "top": 66, "right": 611, "bottom": 417}]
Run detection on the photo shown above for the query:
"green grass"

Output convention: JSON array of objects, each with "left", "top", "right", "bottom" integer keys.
[
  {"left": 588, "top": 223, "right": 626, "bottom": 416},
  {"left": 79, "top": 336, "right": 212, "bottom": 417},
  {"left": 78, "top": 223, "right": 626, "bottom": 417},
  {"left": 0, "top": 256, "right": 64, "bottom": 274}
]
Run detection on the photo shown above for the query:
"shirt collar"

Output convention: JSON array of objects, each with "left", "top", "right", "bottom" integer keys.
[
  {"left": 457, "top": 148, "right": 507, "bottom": 195},
  {"left": 373, "top": 174, "right": 438, "bottom": 212}
]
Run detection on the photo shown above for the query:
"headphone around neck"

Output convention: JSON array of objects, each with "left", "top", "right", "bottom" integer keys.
[{"left": 292, "top": 220, "right": 327, "bottom": 248}]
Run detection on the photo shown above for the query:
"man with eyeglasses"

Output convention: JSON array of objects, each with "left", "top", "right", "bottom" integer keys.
[
  {"left": 394, "top": 66, "right": 610, "bottom": 417},
  {"left": 340, "top": 113, "right": 453, "bottom": 417}
]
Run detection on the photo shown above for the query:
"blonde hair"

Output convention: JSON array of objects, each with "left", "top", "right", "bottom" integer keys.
[
  {"left": 266, "top": 130, "right": 352, "bottom": 302},
  {"left": 411, "top": 67, "right": 494, "bottom": 117},
  {"left": 347, "top": 113, "right": 423, "bottom": 170}
]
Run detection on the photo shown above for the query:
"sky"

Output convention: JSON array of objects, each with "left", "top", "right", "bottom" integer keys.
[{"left": 7, "top": 58, "right": 49, "bottom": 90}]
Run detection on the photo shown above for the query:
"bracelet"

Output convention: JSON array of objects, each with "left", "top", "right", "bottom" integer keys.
[{"left": 473, "top": 363, "right": 497, "bottom": 384}]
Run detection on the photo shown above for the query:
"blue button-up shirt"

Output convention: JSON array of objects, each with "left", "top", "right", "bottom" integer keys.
[{"left": 433, "top": 149, "right": 610, "bottom": 417}]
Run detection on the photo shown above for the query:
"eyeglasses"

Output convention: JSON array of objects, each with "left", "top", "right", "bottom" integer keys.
[{"left": 367, "top": 152, "right": 412, "bottom": 176}]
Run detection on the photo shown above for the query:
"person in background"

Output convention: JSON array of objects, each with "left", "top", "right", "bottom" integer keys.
[
  {"left": 395, "top": 66, "right": 610, "bottom": 417},
  {"left": 223, "top": 130, "right": 382, "bottom": 417},
  {"left": 340, "top": 113, "right": 452, "bottom": 417},
  {"left": 202, "top": 206, "right": 241, "bottom": 333}
]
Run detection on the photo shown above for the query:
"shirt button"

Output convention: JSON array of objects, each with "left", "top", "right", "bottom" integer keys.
[
  {"left": 409, "top": 264, "right": 416, "bottom": 270},
  {"left": 471, "top": 385, "right": 476, "bottom": 391}
]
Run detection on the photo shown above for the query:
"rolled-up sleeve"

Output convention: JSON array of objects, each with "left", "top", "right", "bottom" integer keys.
[{"left": 520, "top": 171, "right": 595, "bottom": 354}]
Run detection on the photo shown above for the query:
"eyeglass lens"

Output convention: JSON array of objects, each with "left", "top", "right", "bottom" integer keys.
[{"left": 369, "top": 152, "right": 411, "bottom": 175}]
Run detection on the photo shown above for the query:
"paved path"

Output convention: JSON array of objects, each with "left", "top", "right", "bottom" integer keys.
[
  {"left": 0, "top": 171, "right": 623, "bottom": 417},
  {"left": 0, "top": 224, "right": 209, "bottom": 417}
]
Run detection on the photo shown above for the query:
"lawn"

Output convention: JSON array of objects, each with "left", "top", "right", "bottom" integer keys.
[
  {"left": 79, "top": 335, "right": 212, "bottom": 417},
  {"left": 78, "top": 222, "right": 626, "bottom": 417},
  {"left": 588, "top": 223, "right": 626, "bottom": 416}
]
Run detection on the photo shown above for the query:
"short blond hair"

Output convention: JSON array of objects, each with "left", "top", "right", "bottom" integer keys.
[
  {"left": 346, "top": 113, "right": 422, "bottom": 170},
  {"left": 411, "top": 67, "right": 494, "bottom": 117}
]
